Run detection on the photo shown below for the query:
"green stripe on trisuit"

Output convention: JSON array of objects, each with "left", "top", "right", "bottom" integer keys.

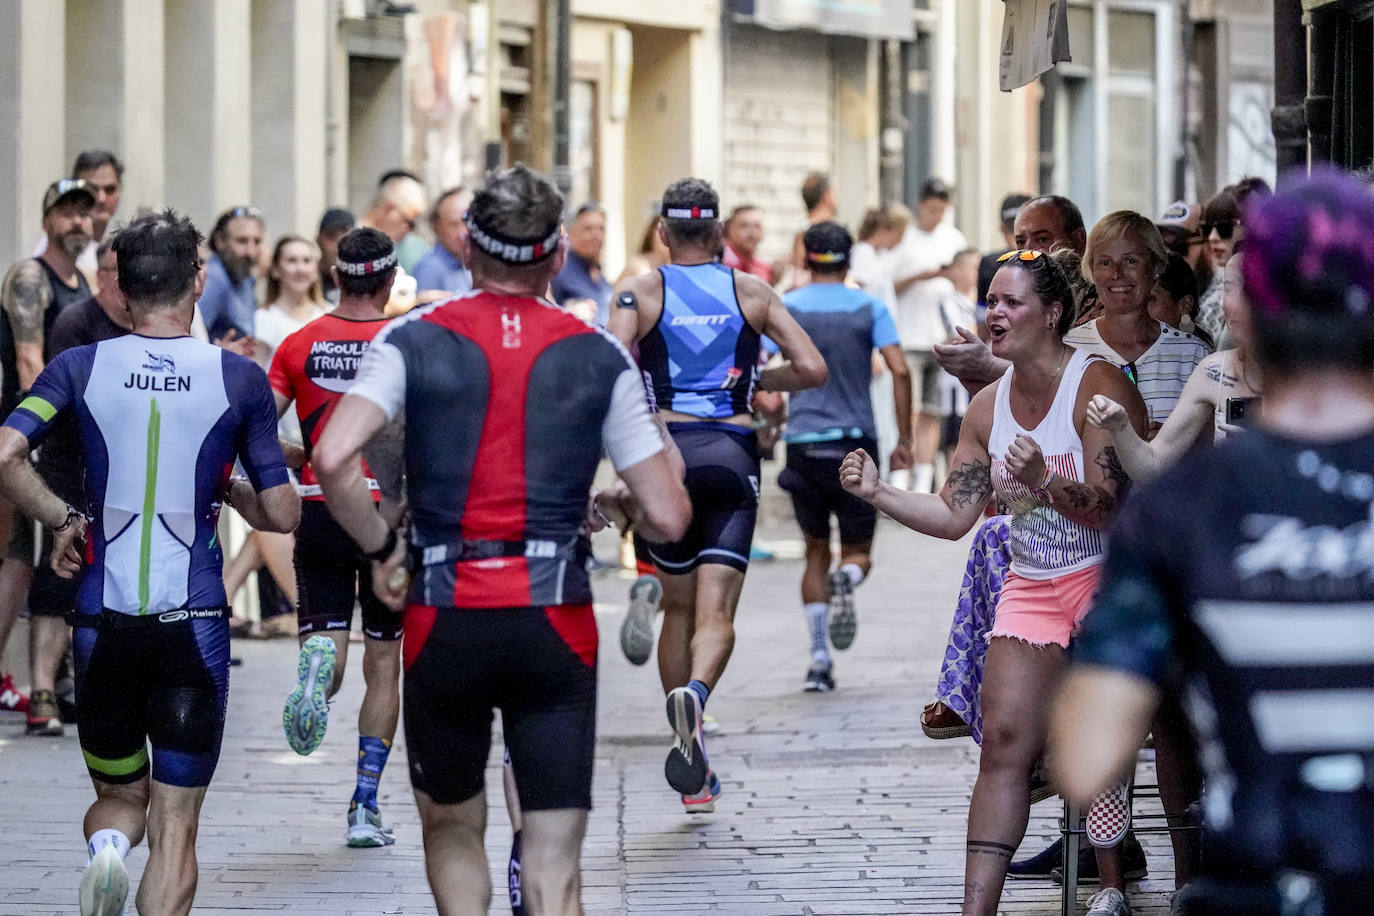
[
  {"left": 83, "top": 745, "right": 149, "bottom": 776},
  {"left": 16, "top": 395, "right": 57, "bottom": 422},
  {"left": 139, "top": 398, "right": 161, "bottom": 615}
]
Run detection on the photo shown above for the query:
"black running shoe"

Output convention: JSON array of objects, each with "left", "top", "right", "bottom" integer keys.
[
  {"left": 803, "top": 663, "right": 834, "bottom": 693},
  {"left": 1049, "top": 831, "right": 1148, "bottom": 884},
  {"left": 664, "top": 687, "right": 708, "bottom": 796}
]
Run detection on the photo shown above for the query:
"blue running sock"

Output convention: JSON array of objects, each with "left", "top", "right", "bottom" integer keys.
[
  {"left": 351, "top": 736, "right": 392, "bottom": 811},
  {"left": 686, "top": 679, "right": 710, "bottom": 711}
]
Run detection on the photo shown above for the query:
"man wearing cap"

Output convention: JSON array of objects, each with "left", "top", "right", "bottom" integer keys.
[
  {"left": 769, "top": 221, "right": 912, "bottom": 693},
  {"left": 976, "top": 193, "right": 1033, "bottom": 315},
  {"left": 609, "top": 177, "right": 826, "bottom": 812},
  {"left": 890, "top": 177, "right": 967, "bottom": 494},
  {"left": 314, "top": 164, "right": 690, "bottom": 914},
  {"left": 270, "top": 227, "right": 407, "bottom": 848},
  {"left": 317, "top": 208, "right": 356, "bottom": 305},
  {"left": 33, "top": 150, "right": 124, "bottom": 291},
  {"left": 0, "top": 178, "right": 95, "bottom": 735}
]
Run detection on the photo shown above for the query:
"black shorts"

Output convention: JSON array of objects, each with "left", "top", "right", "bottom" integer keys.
[
  {"left": 72, "top": 611, "right": 230, "bottom": 788},
  {"left": 30, "top": 527, "right": 84, "bottom": 618},
  {"left": 645, "top": 422, "right": 760, "bottom": 574},
  {"left": 402, "top": 603, "right": 598, "bottom": 810},
  {"left": 295, "top": 500, "right": 401, "bottom": 641},
  {"left": 778, "top": 437, "right": 879, "bottom": 545}
]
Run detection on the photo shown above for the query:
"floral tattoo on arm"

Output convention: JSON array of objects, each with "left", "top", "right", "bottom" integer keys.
[{"left": 944, "top": 458, "right": 993, "bottom": 509}]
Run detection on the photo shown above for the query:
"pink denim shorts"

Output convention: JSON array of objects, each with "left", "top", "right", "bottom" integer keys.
[{"left": 988, "top": 564, "right": 1102, "bottom": 649}]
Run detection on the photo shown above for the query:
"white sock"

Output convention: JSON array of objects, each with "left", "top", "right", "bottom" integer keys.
[
  {"left": 888, "top": 468, "right": 912, "bottom": 491},
  {"left": 839, "top": 563, "right": 865, "bottom": 589},
  {"left": 804, "top": 602, "right": 830, "bottom": 665},
  {"left": 87, "top": 828, "right": 131, "bottom": 862},
  {"left": 913, "top": 463, "right": 935, "bottom": 494}
]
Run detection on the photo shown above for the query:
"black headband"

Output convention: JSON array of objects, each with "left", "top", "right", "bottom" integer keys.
[
  {"left": 465, "top": 213, "right": 561, "bottom": 264},
  {"left": 336, "top": 251, "right": 398, "bottom": 276},
  {"left": 660, "top": 203, "right": 717, "bottom": 220}
]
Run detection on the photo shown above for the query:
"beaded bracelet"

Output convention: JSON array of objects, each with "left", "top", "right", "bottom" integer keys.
[{"left": 1030, "top": 466, "right": 1056, "bottom": 505}]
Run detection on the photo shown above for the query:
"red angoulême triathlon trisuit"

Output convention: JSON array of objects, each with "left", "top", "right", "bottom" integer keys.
[
  {"left": 347, "top": 290, "right": 664, "bottom": 809},
  {"left": 269, "top": 312, "right": 401, "bottom": 640}
]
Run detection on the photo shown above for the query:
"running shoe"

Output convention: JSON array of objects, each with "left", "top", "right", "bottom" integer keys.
[
  {"left": 283, "top": 635, "right": 336, "bottom": 755},
  {"left": 804, "top": 663, "right": 834, "bottom": 693},
  {"left": 26, "top": 688, "right": 64, "bottom": 736},
  {"left": 682, "top": 770, "right": 721, "bottom": 813},
  {"left": 827, "top": 570, "right": 857, "bottom": 650},
  {"left": 0, "top": 672, "right": 29, "bottom": 714},
  {"left": 619, "top": 574, "right": 661, "bottom": 666},
  {"left": 79, "top": 844, "right": 128, "bottom": 916},
  {"left": 346, "top": 804, "right": 396, "bottom": 847},
  {"left": 664, "top": 687, "right": 708, "bottom": 796},
  {"left": 1084, "top": 887, "right": 1131, "bottom": 915}
]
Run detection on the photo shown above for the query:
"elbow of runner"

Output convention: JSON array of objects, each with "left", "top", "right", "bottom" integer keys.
[
  {"left": 645, "top": 485, "right": 692, "bottom": 543},
  {"left": 800, "top": 354, "right": 828, "bottom": 390}
]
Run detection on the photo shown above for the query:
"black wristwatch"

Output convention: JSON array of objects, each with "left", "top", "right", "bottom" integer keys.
[
  {"left": 364, "top": 528, "right": 399, "bottom": 562},
  {"left": 53, "top": 505, "right": 82, "bottom": 532}
]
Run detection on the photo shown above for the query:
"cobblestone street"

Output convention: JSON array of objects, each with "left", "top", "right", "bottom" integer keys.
[{"left": 1, "top": 516, "right": 1175, "bottom": 915}]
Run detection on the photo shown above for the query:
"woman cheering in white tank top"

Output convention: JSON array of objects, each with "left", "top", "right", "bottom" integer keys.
[{"left": 838, "top": 249, "right": 1147, "bottom": 916}]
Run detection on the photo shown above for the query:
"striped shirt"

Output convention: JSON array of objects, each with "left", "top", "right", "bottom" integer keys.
[{"left": 1064, "top": 318, "right": 1210, "bottom": 427}]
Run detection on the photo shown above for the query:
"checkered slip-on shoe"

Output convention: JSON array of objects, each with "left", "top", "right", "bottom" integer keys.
[{"left": 1086, "top": 781, "right": 1132, "bottom": 848}]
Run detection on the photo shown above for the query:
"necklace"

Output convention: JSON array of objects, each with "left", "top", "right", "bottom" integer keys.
[{"left": 1018, "top": 348, "right": 1069, "bottom": 413}]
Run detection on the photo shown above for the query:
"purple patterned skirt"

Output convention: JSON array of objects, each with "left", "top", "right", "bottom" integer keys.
[{"left": 933, "top": 515, "right": 1012, "bottom": 746}]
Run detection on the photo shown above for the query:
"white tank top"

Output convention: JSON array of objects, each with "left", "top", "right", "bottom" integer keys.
[{"left": 988, "top": 347, "right": 1105, "bottom": 580}]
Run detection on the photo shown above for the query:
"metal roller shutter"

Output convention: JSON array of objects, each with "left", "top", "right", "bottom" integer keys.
[{"left": 723, "top": 25, "right": 835, "bottom": 263}]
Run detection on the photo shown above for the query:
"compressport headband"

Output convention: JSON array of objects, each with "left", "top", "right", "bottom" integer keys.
[
  {"left": 465, "top": 213, "right": 561, "bottom": 265},
  {"left": 660, "top": 204, "right": 717, "bottom": 220},
  {"left": 336, "top": 251, "right": 398, "bottom": 276}
]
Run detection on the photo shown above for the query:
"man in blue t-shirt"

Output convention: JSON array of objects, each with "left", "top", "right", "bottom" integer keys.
[
  {"left": 412, "top": 187, "right": 473, "bottom": 302},
  {"left": 198, "top": 206, "right": 263, "bottom": 344},
  {"left": 768, "top": 221, "right": 913, "bottom": 692}
]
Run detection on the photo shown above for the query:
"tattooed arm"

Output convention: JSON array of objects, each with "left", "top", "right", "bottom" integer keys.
[
  {"left": 2, "top": 260, "right": 53, "bottom": 391},
  {"left": 841, "top": 385, "right": 995, "bottom": 539},
  {"left": 1028, "top": 362, "right": 1147, "bottom": 529},
  {"left": 1087, "top": 353, "right": 1219, "bottom": 482},
  {"left": 361, "top": 412, "right": 407, "bottom": 527}
]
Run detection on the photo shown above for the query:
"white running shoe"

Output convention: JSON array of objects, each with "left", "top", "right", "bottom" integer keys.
[
  {"left": 79, "top": 845, "right": 128, "bottom": 916},
  {"left": 619, "top": 575, "right": 661, "bottom": 666},
  {"left": 827, "top": 570, "right": 857, "bottom": 650},
  {"left": 346, "top": 805, "right": 397, "bottom": 848}
]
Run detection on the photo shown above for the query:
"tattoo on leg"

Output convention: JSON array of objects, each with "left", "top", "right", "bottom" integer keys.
[
  {"left": 945, "top": 459, "right": 993, "bottom": 509},
  {"left": 966, "top": 840, "right": 1016, "bottom": 859}
]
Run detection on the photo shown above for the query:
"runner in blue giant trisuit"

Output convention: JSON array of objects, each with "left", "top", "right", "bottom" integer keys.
[
  {"left": 608, "top": 178, "right": 827, "bottom": 812},
  {"left": 0, "top": 211, "right": 300, "bottom": 916}
]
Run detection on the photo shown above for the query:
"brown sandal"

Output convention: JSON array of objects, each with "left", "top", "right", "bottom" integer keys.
[{"left": 920, "top": 700, "right": 972, "bottom": 740}]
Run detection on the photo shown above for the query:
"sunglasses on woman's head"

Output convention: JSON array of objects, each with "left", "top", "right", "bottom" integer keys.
[{"left": 1201, "top": 220, "right": 1237, "bottom": 240}]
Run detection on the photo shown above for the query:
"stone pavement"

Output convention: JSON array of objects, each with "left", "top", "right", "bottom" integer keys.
[{"left": 0, "top": 516, "right": 1177, "bottom": 915}]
